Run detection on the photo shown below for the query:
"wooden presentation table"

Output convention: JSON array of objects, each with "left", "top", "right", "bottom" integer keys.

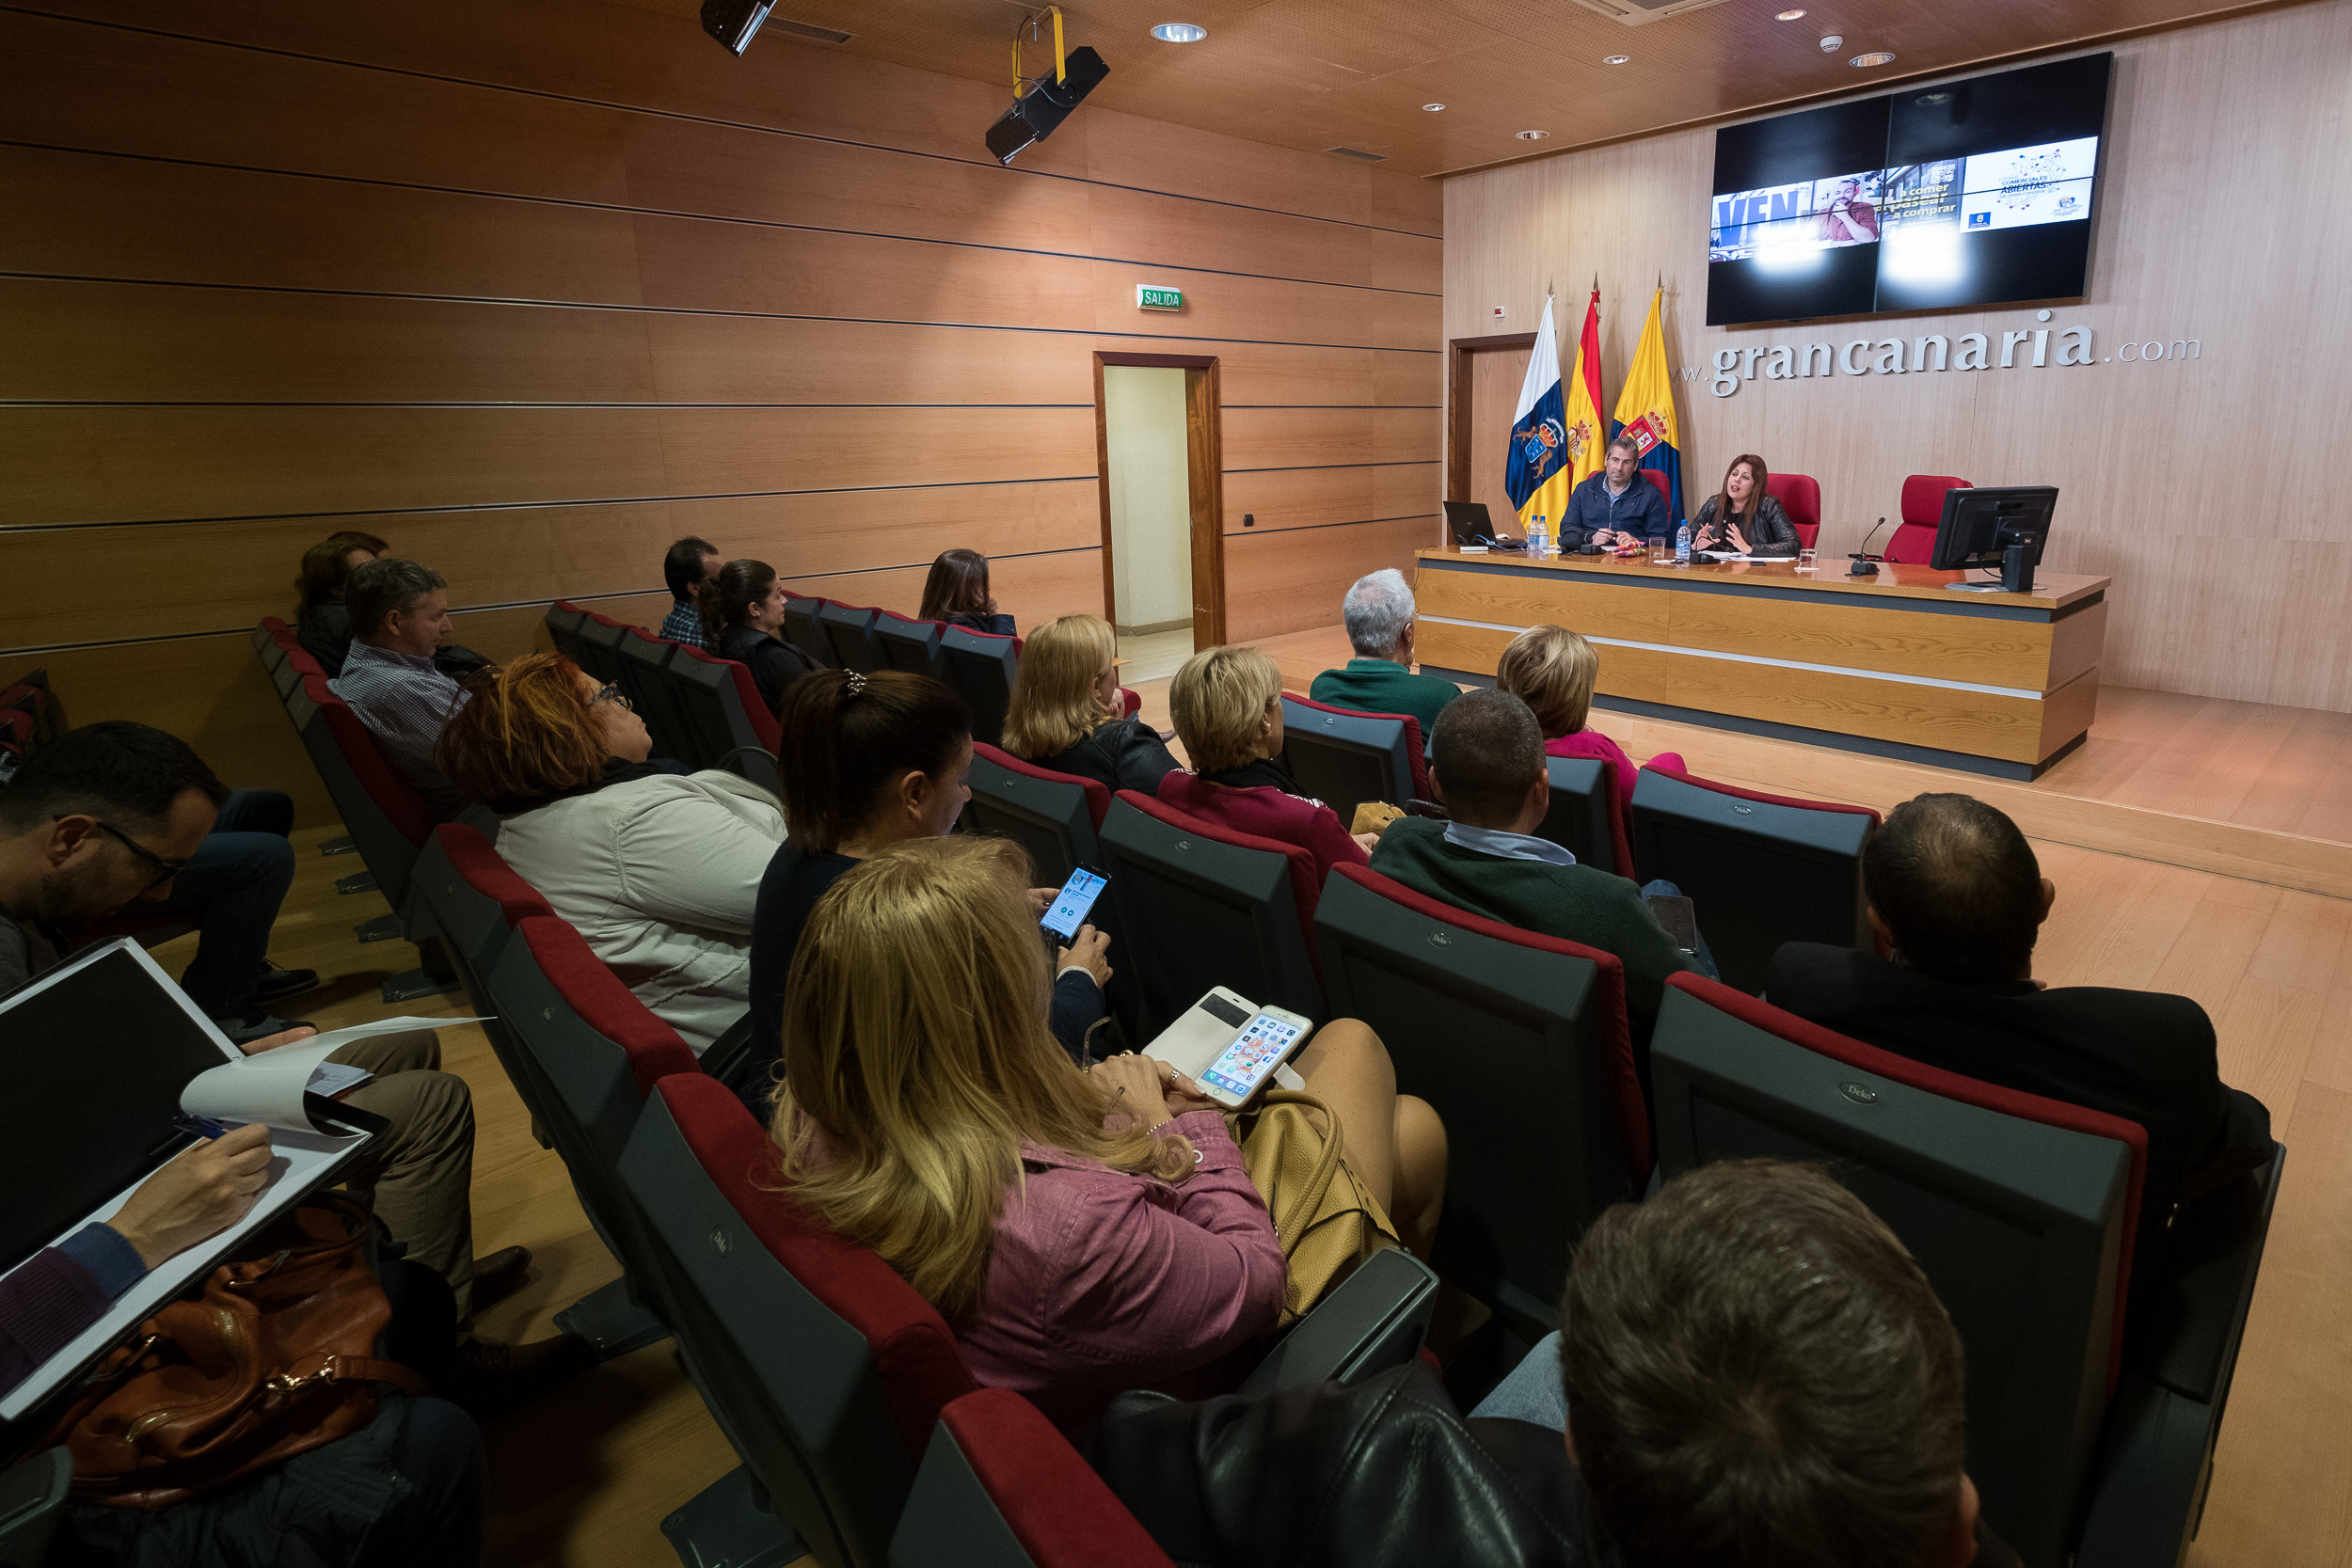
[{"left": 1412, "top": 546, "right": 2109, "bottom": 780}]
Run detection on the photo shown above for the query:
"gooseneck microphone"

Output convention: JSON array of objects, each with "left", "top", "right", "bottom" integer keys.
[{"left": 1849, "top": 516, "right": 1889, "bottom": 578}]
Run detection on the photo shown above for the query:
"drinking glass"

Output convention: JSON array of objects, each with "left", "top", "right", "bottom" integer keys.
[
  {"left": 1797, "top": 547, "right": 1819, "bottom": 572},
  {"left": 1646, "top": 534, "right": 1671, "bottom": 566}
]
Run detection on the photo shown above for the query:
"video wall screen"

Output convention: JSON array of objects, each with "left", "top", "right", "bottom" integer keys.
[{"left": 1706, "top": 54, "right": 2112, "bottom": 325}]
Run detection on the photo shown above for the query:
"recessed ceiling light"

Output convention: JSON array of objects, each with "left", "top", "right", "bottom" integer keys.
[
  {"left": 1149, "top": 22, "right": 1206, "bottom": 42},
  {"left": 1422, "top": 103, "right": 1446, "bottom": 111},
  {"left": 1850, "top": 51, "right": 1896, "bottom": 66},
  {"left": 1516, "top": 129, "right": 1550, "bottom": 140},
  {"left": 1818, "top": 32, "right": 1843, "bottom": 51},
  {"left": 1775, "top": 8, "right": 1806, "bottom": 18},
  {"left": 1602, "top": 53, "right": 1630, "bottom": 64}
]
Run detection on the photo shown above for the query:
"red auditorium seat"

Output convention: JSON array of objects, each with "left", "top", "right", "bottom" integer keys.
[
  {"left": 1884, "top": 473, "right": 1972, "bottom": 564},
  {"left": 1279, "top": 693, "right": 1429, "bottom": 825},
  {"left": 1765, "top": 470, "right": 1821, "bottom": 550},
  {"left": 964, "top": 743, "right": 1109, "bottom": 887},
  {"left": 892, "top": 1389, "right": 1175, "bottom": 1568}
]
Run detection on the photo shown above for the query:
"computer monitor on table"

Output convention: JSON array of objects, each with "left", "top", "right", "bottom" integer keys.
[
  {"left": 1443, "top": 500, "right": 1523, "bottom": 550},
  {"left": 1931, "top": 485, "right": 2058, "bottom": 593}
]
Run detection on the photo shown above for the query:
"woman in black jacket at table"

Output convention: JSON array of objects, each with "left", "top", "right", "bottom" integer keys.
[
  {"left": 1001, "top": 613, "right": 1179, "bottom": 796},
  {"left": 1690, "top": 453, "right": 1799, "bottom": 558}
]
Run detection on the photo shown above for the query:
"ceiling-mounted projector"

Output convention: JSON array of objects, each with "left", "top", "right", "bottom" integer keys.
[{"left": 987, "top": 43, "right": 1109, "bottom": 165}]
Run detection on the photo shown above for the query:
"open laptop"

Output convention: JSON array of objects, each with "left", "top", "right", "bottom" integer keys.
[{"left": 1442, "top": 500, "right": 1523, "bottom": 550}]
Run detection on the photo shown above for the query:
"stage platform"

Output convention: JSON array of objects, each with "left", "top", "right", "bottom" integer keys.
[{"left": 1235, "top": 626, "right": 2352, "bottom": 902}]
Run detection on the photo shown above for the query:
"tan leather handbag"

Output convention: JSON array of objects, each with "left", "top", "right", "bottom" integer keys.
[
  {"left": 1228, "top": 1089, "right": 1400, "bottom": 1326},
  {"left": 40, "top": 1194, "right": 426, "bottom": 1509}
]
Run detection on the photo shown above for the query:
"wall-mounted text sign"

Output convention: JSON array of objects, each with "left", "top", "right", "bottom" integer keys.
[
  {"left": 1136, "top": 284, "right": 1184, "bottom": 311},
  {"left": 1688, "top": 320, "right": 2201, "bottom": 397}
]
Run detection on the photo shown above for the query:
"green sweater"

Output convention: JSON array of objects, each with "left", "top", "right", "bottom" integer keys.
[
  {"left": 1309, "top": 658, "right": 1461, "bottom": 740},
  {"left": 1367, "top": 816, "right": 1689, "bottom": 1056}
]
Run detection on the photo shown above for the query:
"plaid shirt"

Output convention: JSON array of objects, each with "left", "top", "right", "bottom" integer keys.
[
  {"left": 328, "top": 641, "right": 470, "bottom": 818},
  {"left": 660, "top": 599, "right": 707, "bottom": 649}
]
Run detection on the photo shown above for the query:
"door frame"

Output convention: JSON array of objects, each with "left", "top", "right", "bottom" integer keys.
[
  {"left": 1445, "top": 331, "right": 1537, "bottom": 504},
  {"left": 1093, "top": 351, "right": 1226, "bottom": 651}
]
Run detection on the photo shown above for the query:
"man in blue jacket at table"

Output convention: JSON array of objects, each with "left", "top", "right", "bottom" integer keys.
[{"left": 1565, "top": 436, "right": 1669, "bottom": 548}]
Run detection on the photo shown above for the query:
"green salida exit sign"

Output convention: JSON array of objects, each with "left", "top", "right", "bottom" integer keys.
[{"left": 1136, "top": 284, "right": 1184, "bottom": 311}]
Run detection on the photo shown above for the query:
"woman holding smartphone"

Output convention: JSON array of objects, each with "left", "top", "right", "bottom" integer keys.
[{"left": 771, "top": 835, "right": 1446, "bottom": 1437}]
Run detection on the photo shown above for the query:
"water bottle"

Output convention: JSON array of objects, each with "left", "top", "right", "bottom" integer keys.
[
  {"left": 1529, "top": 515, "right": 1549, "bottom": 556},
  {"left": 1675, "top": 521, "right": 1692, "bottom": 565}
]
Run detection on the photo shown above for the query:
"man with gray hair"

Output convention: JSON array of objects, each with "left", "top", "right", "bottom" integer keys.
[
  {"left": 1308, "top": 567, "right": 1463, "bottom": 739},
  {"left": 328, "top": 558, "right": 471, "bottom": 819}
]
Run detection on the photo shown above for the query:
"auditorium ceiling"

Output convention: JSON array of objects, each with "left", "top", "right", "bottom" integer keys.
[{"left": 612, "top": 0, "right": 2285, "bottom": 176}]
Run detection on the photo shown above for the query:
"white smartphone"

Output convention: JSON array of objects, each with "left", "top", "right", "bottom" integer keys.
[{"left": 1192, "top": 1006, "right": 1316, "bottom": 1110}]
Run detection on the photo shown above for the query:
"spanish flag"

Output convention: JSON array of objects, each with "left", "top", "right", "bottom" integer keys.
[
  {"left": 1504, "top": 296, "right": 1575, "bottom": 531},
  {"left": 1611, "top": 285, "right": 1684, "bottom": 525}
]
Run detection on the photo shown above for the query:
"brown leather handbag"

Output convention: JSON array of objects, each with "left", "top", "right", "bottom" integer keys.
[{"left": 39, "top": 1193, "right": 426, "bottom": 1509}]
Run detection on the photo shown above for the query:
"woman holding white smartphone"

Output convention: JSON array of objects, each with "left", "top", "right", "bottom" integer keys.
[{"left": 770, "top": 833, "right": 1445, "bottom": 1438}]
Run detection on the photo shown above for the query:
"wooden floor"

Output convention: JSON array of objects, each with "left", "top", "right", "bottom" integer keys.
[{"left": 145, "top": 627, "right": 2352, "bottom": 1567}]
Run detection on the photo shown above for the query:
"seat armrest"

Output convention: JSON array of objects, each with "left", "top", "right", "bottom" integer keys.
[
  {"left": 0, "top": 1448, "right": 70, "bottom": 1566},
  {"left": 2072, "top": 1371, "right": 2215, "bottom": 1568},
  {"left": 697, "top": 1009, "right": 760, "bottom": 1094},
  {"left": 1236, "top": 1248, "right": 1438, "bottom": 1398},
  {"left": 2127, "top": 1144, "right": 2283, "bottom": 1404}
]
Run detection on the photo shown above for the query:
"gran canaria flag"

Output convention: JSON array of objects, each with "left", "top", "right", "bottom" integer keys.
[
  {"left": 1504, "top": 295, "right": 1575, "bottom": 530},
  {"left": 1611, "top": 285, "right": 1684, "bottom": 525}
]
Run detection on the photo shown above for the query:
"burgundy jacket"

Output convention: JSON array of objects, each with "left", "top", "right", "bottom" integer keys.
[{"left": 1159, "top": 762, "right": 1369, "bottom": 884}]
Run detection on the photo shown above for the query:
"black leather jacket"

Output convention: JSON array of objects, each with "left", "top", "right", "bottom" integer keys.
[
  {"left": 1089, "top": 1362, "right": 1616, "bottom": 1568},
  {"left": 1692, "top": 493, "right": 1800, "bottom": 557},
  {"left": 1034, "top": 716, "right": 1184, "bottom": 798}
]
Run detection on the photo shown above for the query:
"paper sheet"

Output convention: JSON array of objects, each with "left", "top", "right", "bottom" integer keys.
[{"left": 178, "top": 1016, "right": 490, "bottom": 1132}]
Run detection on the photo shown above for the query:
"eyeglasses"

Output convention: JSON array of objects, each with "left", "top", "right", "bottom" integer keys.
[
  {"left": 63, "top": 816, "right": 191, "bottom": 893},
  {"left": 591, "top": 683, "right": 633, "bottom": 712}
]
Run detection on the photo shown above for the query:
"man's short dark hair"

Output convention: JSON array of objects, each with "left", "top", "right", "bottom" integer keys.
[
  {"left": 663, "top": 535, "right": 721, "bottom": 600},
  {"left": 346, "top": 558, "right": 447, "bottom": 641},
  {"left": 1865, "top": 793, "right": 2042, "bottom": 982},
  {"left": 1606, "top": 434, "right": 1640, "bottom": 460},
  {"left": 1562, "top": 1160, "right": 1967, "bottom": 1568},
  {"left": 1430, "top": 689, "right": 1543, "bottom": 827},
  {"left": 0, "top": 721, "right": 228, "bottom": 834}
]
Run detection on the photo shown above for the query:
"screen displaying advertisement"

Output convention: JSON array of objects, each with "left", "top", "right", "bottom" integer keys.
[
  {"left": 1706, "top": 55, "right": 2110, "bottom": 325},
  {"left": 1198, "top": 1013, "right": 1305, "bottom": 1102},
  {"left": 1040, "top": 867, "right": 1107, "bottom": 941}
]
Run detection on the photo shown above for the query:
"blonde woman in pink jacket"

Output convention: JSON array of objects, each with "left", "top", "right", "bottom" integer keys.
[{"left": 771, "top": 834, "right": 1445, "bottom": 1436}]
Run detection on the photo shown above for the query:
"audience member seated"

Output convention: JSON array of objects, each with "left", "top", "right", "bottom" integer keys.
[
  {"left": 1161, "top": 645, "right": 1375, "bottom": 880},
  {"left": 745, "top": 671, "right": 1111, "bottom": 1101},
  {"left": 919, "top": 546, "right": 1016, "bottom": 636},
  {"left": 1370, "top": 689, "right": 1705, "bottom": 1067},
  {"left": 1691, "top": 452, "right": 1799, "bottom": 558},
  {"left": 1001, "top": 613, "right": 1179, "bottom": 795},
  {"left": 1495, "top": 624, "right": 1683, "bottom": 807},
  {"left": 328, "top": 558, "right": 472, "bottom": 819},
  {"left": 437, "top": 655, "right": 781, "bottom": 1056},
  {"left": 772, "top": 834, "right": 1444, "bottom": 1437},
  {"left": 697, "top": 557, "right": 819, "bottom": 713},
  {"left": 1568, "top": 435, "right": 1669, "bottom": 550},
  {"left": 1, "top": 1126, "right": 487, "bottom": 1565},
  {"left": 1767, "top": 792, "right": 2276, "bottom": 1312},
  {"left": 1087, "top": 1159, "right": 2019, "bottom": 1568},
  {"left": 1308, "top": 568, "right": 1462, "bottom": 739},
  {"left": 0, "top": 723, "right": 583, "bottom": 1388},
  {"left": 660, "top": 534, "right": 722, "bottom": 649},
  {"left": 293, "top": 534, "right": 379, "bottom": 676}
]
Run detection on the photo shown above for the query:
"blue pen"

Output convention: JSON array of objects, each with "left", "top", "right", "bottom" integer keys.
[{"left": 172, "top": 1112, "right": 232, "bottom": 1141}]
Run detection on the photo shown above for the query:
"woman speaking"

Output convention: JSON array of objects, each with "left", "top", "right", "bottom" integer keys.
[{"left": 1691, "top": 454, "right": 1799, "bottom": 558}]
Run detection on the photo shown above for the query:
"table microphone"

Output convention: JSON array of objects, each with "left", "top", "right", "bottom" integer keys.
[{"left": 1849, "top": 516, "right": 1889, "bottom": 578}]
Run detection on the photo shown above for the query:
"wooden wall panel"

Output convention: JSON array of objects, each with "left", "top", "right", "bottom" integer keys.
[
  {"left": 1441, "top": 5, "right": 2352, "bottom": 710},
  {"left": 1, "top": 2, "right": 1441, "bottom": 825},
  {"left": 1224, "top": 519, "right": 1436, "bottom": 642}
]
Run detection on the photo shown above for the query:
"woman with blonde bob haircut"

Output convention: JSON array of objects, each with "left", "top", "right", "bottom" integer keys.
[
  {"left": 775, "top": 834, "right": 1446, "bottom": 1434},
  {"left": 1495, "top": 625, "right": 1682, "bottom": 808},
  {"left": 437, "top": 652, "right": 784, "bottom": 1054},
  {"left": 1001, "top": 614, "right": 1180, "bottom": 795},
  {"left": 1159, "top": 646, "right": 1375, "bottom": 879}
]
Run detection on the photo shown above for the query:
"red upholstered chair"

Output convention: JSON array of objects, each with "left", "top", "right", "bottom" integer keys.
[
  {"left": 0, "top": 710, "right": 29, "bottom": 755},
  {"left": 1637, "top": 467, "right": 1672, "bottom": 516},
  {"left": 664, "top": 642, "right": 780, "bottom": 791},
  {"left": 1097, "top": 790, "right": 1327, "bottom": 1036},
  {"left": 892, "top": 1389, "right": 1174, "bottom": 1568},
  {"left": 1885, "top": 472, "right": 1972, "bottom": 564},
  {"left": 939, "top": 626, "right": 1023, "bottom": 746},
  {"left": 545, "top": 600, "right": 590, "bottom": 664},
  {"left": 615, "top": 625, "right": 696, "bottom": 765},
  {"left": 411, "top": 824, "right": 555, "bottom": 1119},
  {"left": 965, "top": 743, "right": 1109, "bottom": 887},
  {"left": 573, "top": 607, "right": 633, "bottom": 684},
  {"left": 1279, "top": 693, "right": 1429, "bottom": 825},
  {"left": 1315, "top": 863, "right": 1645, "bottom": 1332},
  {"left": 817, "top": 599, "right": 885, "bottom": 673},
  {"left": 1765, "top": 470, "right": 1821, "bottom": 550},
  {"left": 1651, "top": 974, "right": 2153, "bottom": 1566},
  {"left": 1534, "top": 755, "right": 1634, "bottom": 879},
  {"left": 1629, "top": 765, "right": 1879, "bottom": 994},
  {"left": 618, "top": 1072, "right": 980, "bottom": 1568},
  {"left": 1120, "top": 686, "right": 1142, "bottom": 719},
  {"left": 874, "top": 609, "right": 945, "bottom": 682}
]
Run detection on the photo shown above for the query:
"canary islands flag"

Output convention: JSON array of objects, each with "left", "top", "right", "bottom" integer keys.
[
  {"left": 1504, "top": 297, "right": 1575, "bottom": 530},
  {"left": 1611, "top": 285, "right": 1684, "bottom": 525}
]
